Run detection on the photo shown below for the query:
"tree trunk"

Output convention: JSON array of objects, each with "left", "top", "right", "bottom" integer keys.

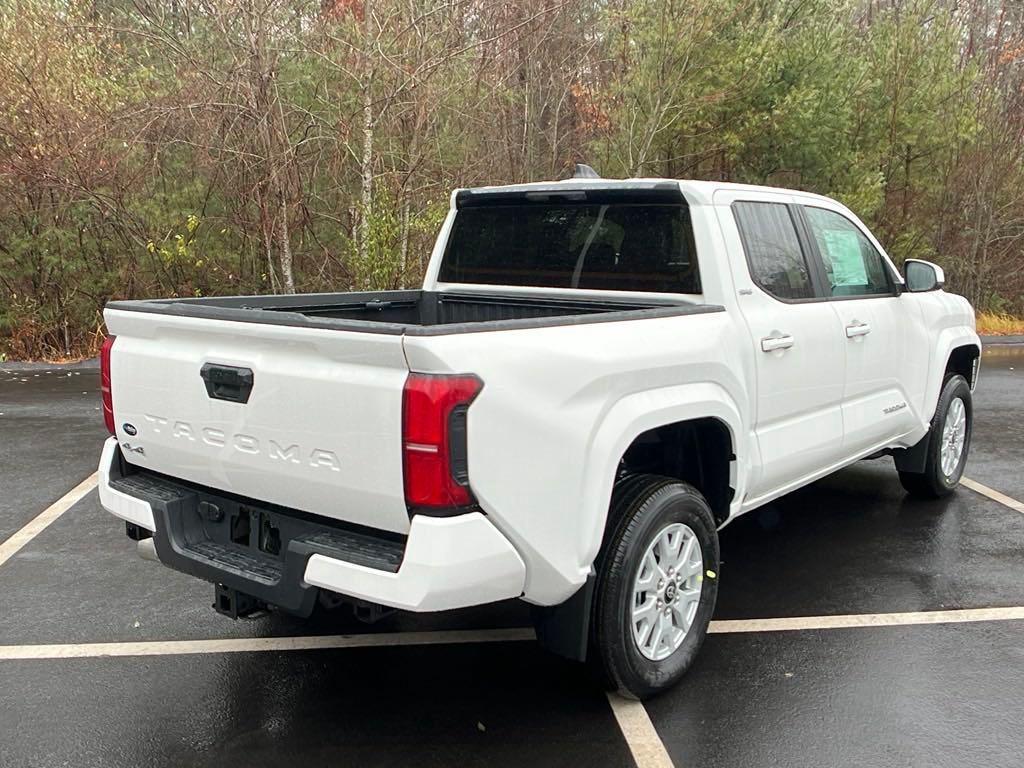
[
  {"left": 278, "top": 192, "right": 295, "bottom": 294},
  {"left": 399, "top": 193, "right": 410, "bottom": 286},
  {"left": 357, "top": 0, "right": 375, "bottom": 278}
]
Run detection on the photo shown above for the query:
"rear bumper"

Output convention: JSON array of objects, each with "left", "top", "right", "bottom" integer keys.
[{"left": 97, "top": 437, "right": 525, "bottom": 613}]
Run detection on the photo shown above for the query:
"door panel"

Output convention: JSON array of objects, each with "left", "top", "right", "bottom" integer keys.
[
  {"left": 831, "top": 297, "right": 928, "bottom": 451},
  {"left": 715, "top": 195, "right": 847, "bottom": 500},
  {"left": 796, "top": 204, "right": 925, "bottom": 451},
  {"left": 742, "top": 298, "right": 846, "bottom": 496}
]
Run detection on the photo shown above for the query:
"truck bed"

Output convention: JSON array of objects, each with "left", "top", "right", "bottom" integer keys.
[{"left": 107, "top": 290, "right": 719, "bottom": 335}]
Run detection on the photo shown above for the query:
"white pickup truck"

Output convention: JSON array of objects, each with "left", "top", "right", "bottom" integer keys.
[{"left": 98, "top": 170, "right": 980, "bottom": 698}]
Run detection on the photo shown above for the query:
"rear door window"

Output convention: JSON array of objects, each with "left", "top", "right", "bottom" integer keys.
[
  {"left": 732, "top": 202, "right": 815, "bottom": 300},
  {"left": 438, "top": 203, "right": 700, "bottom": 294}
]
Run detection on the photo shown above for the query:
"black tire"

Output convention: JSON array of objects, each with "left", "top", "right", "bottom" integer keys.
[
  {"left": 899, "top": 375, "right": 973, "bottom": 499},
  {"left": 590, "top": 474, "right": 719, "bottom": 700}
]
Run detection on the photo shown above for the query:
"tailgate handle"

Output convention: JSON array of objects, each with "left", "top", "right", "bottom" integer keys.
[{"left": 200, "top": 363, "right": 254, "bottom": 404}]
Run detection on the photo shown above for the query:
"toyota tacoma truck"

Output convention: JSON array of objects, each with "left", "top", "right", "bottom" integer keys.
[{"left": 97, "top": 168, "right": 980, "bottom": 698}]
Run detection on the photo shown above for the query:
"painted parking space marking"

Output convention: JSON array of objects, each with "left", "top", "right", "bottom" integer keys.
[
  {"left": 0, "top": 472, "right": 98, "bottom": 569},
  {"left": 962, "top": 477, "right": 1024, "bottom": 515},
  {"left": 606, "top": 694, "right": 675, "bottom": 768},
  {"left": 0, "top": 627, "right": 536, "bottom": 660},
  {"left": 4, "top": 607, "right": 1024, "bottom": 661},
  {"left": 709, "top": 606, "right": 1024, "bottom": 634}
]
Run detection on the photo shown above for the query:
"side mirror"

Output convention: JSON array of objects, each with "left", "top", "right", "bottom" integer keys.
[{"left": 903, "top": 259, "right": 945, "bottom": 292}]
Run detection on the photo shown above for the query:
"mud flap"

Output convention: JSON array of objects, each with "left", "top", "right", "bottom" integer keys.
[
  {"left": 531, "top": 575, "right": 595, "bottom": 662},
  {"left": 893, "top": 432, "right": 930, "bottom": 474}
]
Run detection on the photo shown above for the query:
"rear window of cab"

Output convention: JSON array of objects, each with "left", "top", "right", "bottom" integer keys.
[{"left": 439, "top": 202, "right": 701, "bottom": 294}]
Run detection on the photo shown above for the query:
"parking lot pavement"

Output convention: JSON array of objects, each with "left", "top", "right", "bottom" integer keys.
[
  {"left": 965, "top": 349, "right": 1024, "bottom": 501},
  {"left": 1, "top": 643, "right": 632, "bottom": 768},
  {"left": 648, "top": 621, "right": 1024, "bottom": 768},
  {"left": 1, "top": 351, "right": 1022, "bottom": 767},
  {"left": 0, "top": 364, "right": 106, "bottom": 542}
]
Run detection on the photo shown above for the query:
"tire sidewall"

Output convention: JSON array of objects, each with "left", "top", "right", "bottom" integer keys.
[{"left": 596, "top": 482, "right": 719, "bottom": 698}]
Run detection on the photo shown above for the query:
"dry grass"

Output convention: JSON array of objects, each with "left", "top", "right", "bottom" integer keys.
[{"left": 976, "top": 312, "right": 1024, "bottom": 336}]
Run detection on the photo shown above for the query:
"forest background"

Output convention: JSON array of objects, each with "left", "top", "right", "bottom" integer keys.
[{"left": 2, "top": 0, "right": 1023, "bottom": 359}]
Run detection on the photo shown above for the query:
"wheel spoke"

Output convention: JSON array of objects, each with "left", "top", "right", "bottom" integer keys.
[
  {"left": 636, "top": 551, "right": 659, "bottom": 589},
  {"left": 633, "top": 596, "right": 657, "bottom": 622},
  {"left": 649, "top": 614, "right": 665, "bottom": 654},
  {"left": 678, "top": 558, "right": 698, "bottom": 580},
  {"left": 656, "top": 530, "right": 680, "bottom": 569},
  {"left": 637, "top": 617, "right": 655, "bottom": 649},
  {"left": 675, "top": 535, "right": 696, "bottom": 573},
  {"left": 677, "top": 585, "right": 700, "bottom": 602},
  {"left": 671, "top": 601, "right": 694, "bottom": 633}
]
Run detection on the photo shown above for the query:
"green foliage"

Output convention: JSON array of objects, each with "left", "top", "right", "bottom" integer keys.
[{"left": 349, "top": 188, "right": 448, "bottom": 290}]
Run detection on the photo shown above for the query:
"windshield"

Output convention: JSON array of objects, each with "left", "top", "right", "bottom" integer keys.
[{"left": 438, "top": 203, "right": 701, "bottom": 294}]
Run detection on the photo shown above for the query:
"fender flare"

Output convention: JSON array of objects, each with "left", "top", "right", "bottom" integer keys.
[
  {"left": 577, "top": 381, "right": 746, "bottom": 574},
  {"left": 922, "top": 328, "right": 981, "bottom": 424}
]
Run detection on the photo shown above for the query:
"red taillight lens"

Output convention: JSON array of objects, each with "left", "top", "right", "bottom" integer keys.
[
  {"left": 100, "top": 335, "right": 116, "bottom": 435},
  {"left": 402, "top": 373, "right": 483, "bottom": 510}
]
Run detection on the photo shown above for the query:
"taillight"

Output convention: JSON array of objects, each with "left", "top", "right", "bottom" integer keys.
[
  {"left": 402, "top": 373, "right": 483, "bottom": 511},
  {"left": 100, "top": 335, "right": 116, "bottom": 434}
]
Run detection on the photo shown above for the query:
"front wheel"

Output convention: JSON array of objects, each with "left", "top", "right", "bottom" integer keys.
[
  {"left": 899, "top": 374, "right": 973, "bottom": 498},
  {"left": 591, "top": 475, "right": 719, "bottom": 700}
]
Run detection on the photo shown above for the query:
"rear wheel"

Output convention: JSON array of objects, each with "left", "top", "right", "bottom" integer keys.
[
  {"left": 899, "top": 375, "right": 972, "bottom": 499},
  {"left": 591, "top": 475, "right": 719, "bottom": 700}
]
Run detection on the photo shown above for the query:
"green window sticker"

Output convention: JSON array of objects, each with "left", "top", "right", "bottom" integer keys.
[{"left": 821, "top": 229, "right": 867, "bottom": 286}]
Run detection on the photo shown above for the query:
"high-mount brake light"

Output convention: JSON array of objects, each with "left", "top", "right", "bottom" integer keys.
[
  {"left": 100, "top": 335, "right": 116, "bottom": 435},
  {"left": 402, "top": 373, "right": 483, "bottom": 511}
]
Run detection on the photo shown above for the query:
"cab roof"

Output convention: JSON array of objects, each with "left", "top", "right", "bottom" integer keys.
[{"left": 452, "top": 177, "right": 837, "bottom": 208}]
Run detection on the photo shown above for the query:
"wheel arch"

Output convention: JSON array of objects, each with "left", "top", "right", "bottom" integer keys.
[
  {"left": 895, "top": 342, "right": 978, "bottom": 475},
  {"left": 615, "top": 419, "right": 734, "bottom": 528},
  {"left": 579, "top": 382, "right": 745, "bottom": 577},
  {"left": 945, "top": 343, "right": 981, "bottom": 389},
  {"left": 920, "top": 329, "right": 981, "bottom": 425}
]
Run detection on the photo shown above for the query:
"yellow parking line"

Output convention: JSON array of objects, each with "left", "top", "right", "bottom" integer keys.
[
  {"left": 961, "top": 477, "right": 1024, "bottom": 514},
  {"left": 0, "top": 473, "right": 98, "bottom": 569}
]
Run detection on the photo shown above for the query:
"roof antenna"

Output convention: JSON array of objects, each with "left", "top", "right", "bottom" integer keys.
[{"left": 572, "top": 163, "right": 601, "bottom": 179}]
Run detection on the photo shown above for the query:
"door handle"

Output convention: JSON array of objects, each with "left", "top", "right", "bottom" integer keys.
[
  {"left": 845, "top": 321, "right": 872, "bottom": 338},
  {"left": 761, "top": 333, "right": 795, "bottom": 352}
]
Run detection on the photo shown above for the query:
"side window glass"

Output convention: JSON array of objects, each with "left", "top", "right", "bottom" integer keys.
[
  {"left": 733, "top": 202, "right": 814, "bottom": 300},
  {"left": 803, "top": 207, "right": 893, "bottom": 297}
]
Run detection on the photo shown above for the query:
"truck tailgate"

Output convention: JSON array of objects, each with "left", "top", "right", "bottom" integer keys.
[{"left": 104, "top": 308, "right": 411, "bottom": 534}]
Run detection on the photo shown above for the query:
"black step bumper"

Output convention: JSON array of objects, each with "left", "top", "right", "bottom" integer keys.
[{"left": 109, "top": 465, "right": 407, "bottom": 617}]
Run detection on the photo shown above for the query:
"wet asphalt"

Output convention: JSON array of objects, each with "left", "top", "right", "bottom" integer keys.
[{"left": 0, "top": 350, "right": 1021, "bottom": 767}]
